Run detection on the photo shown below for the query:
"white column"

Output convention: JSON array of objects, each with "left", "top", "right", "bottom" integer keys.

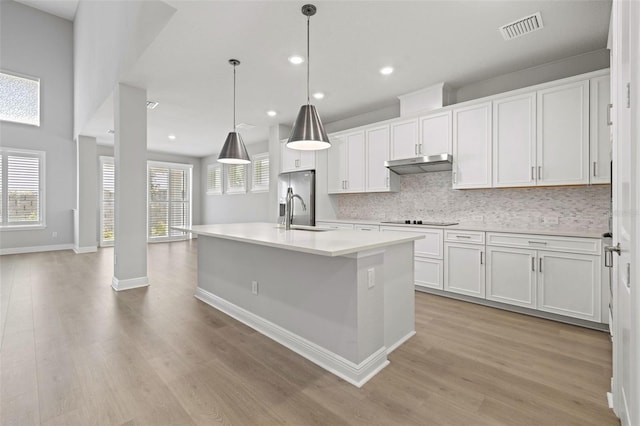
[
  {"left": 74, "top": 135, "right": 98, "bottom": 253},
  {"left": 112, "top": 83, "right": 148, "bottom": 291}
]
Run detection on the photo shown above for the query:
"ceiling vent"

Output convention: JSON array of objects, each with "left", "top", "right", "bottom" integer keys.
[
  {"left": 499, "top": 12, "right": 543, "bottom": 41},
  {"left": 146, "top": 101, "right": 159, "bottom": 109}
]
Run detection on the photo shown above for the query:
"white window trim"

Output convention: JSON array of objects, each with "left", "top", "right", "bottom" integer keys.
[
  {"left": 225, "top": 163, "right": 247, "bottom": 195},
  {"left": 0, "top": 147, "right": 46, "bottom": 230},
  {"left": 0, "top": 70, "right": 41, "bottom": 127},
  {"left": 207, "top": 163, "right": 224, "bottom": 195},
  {"left": 250, "top": 152, "right": 270, "bottom": 193},
  {"left": 147, "top": 160, "right": 193, "bottom": 242},
  {"left": 99, "top": 156, "right": 114, "bottom": 247}
]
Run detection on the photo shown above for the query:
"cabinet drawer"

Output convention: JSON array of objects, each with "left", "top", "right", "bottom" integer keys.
[
  {"left": 444, "top": 230, "right": 485, "bottom": 244},
  {"left": 354, "top": 224, "right": 380, "bottom": 231},
  {"left": 486, "top": 232, "right": 601, "bottom": 255},
  {"left": 316, "top": 222, "right": 355, "bottom": 230},
  {"left": 381, "top": 226, "right": 443, "bottom": 259}
]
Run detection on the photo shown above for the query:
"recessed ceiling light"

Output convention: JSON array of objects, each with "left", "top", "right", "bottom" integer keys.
[
  {"left": 266, "top": 110, "right": 277, "bottom": 117},
  {"left": 168, "top": 134, "right": 176, "bottom": 140},
  {"left": 313, "top": 92, "right": 324, "bottom": 100},
  {"left": 380, "top": 66, "right": 394, "bottom": 75},
  {"left": 146, "top": 101, "right": 159, "bottom": 109},
  {"left": 288, "top": 55, "right": 305, "bottom": 65}
]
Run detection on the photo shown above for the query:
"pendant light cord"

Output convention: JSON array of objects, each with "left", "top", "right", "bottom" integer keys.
[
  {"left": 306, "top": 14, "right": 310, "bottom": 105},
  {"left": 233, "top": 64, "right": 237, "bottom": 130}
]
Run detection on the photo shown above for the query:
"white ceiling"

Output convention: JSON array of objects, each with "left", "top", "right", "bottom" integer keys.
[
  {"left": 18, "top": 0, "right": 611, "bottom": 158},
  {"left": 15, "top": 0, "right": 78, "bottom": 20}
]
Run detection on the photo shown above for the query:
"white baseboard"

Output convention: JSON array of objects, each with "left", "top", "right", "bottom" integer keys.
[
  {"left": 73, "top": 245, "right": 98, "bottom": 254},
  {"left": 195, "top": 286, "right": 389, "bottom": 387},
  {"left": 111, "top": 276, "right": 149, "bottom": 291},
  {"left": 0, "top": 244, "right": 74, "bottom": 255},
  {"left": 387, "top": 330, "right": 416, "bottom": 354}
]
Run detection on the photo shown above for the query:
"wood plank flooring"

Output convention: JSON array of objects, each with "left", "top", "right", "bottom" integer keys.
[{"left": 1, "top": 240, "right": 619, "bottom": 425}]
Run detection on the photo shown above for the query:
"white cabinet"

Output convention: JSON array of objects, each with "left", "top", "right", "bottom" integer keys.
[
  {"left": 452, "top": 102, "right": 492, "bottom": 189},
  {"left": 281, "top": 140, "right": 315, "bottom": 172},
  {"left": 419, "top": 110, "right": 452, "bottom": 156},
  {"left": 536, "top": 80, "right": 589, "bottom": 185},
  {"left": 327, "top": 131, "right": 365, "bottom": 194},
  {"left": 381, "top": 226, "right": 443, "bottom": 290},
  {"left": 486, "top": 232, "right": 601, "bottom": 322},
  {"left": 589, "top": 75, "right": 611, "bottom": 184},
  {"left": 492, "top": 93, "right": 536, "bottom": 187},
  {"left": 365, "top": 125, "right": 399, "bottom": 192},
  {"left": 390, "top": 118, "right": 419, "bottom": 160},
  {"left": 486, "top": 247, "right": 537, "bottom": 308},
  {"left": 443, "top": 230, "right": 485, "bottom": 297}
]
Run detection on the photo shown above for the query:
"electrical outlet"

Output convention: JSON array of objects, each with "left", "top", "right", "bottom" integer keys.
[
  {"left": 251, "top": 281, "right": 258, "bottom": 295},
  {"left": 367, "top": 268, "right": 375, "bottom": 289},
  {"left": 52, "top": 231, "right": 57, "bottom": 238},
  {"left": 472, "top": 215, "right": 484, "bottom": 223},
  {"left": 541, "top": 216, "right": 559, "bottom": 225}
]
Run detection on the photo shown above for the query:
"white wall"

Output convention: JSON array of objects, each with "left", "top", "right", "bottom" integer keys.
[
  {"left": 96, "top": 144, "right": 202, "bottom": 229},
  {"left": 201, "top": 141, "right": 271, "bottom": 224},
  {"left": 0, "top": 1, "right": 75, "bottom": 251},
  {"left": 73, "top": 0, "right": 175, "bottom": 138}
]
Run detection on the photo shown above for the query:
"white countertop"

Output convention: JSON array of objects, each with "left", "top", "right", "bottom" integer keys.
[
  {"left": 175, "top": 223, "right": 424, "bottom": 257},
  {"left": 317, "top": 219, "right": 607, "bottom": 239}
]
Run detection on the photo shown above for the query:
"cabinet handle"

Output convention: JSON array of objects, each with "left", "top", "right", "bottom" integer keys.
[
  {"left": 539, "top": 258, "right": 543, "bottom": 273},
  {"left": 531, "top": 166, "right": 535, "bottom": 181},
  {"left": 456, "top": 235, "right": 471, "bottom": 239},
  {"left": 480, "top": 251, "right": 484, "bottom": 265},
  {"left": 538, "top": 166, "right": 542, "bottom": 180},
  {"left": 453, "top": 172, "right": 457, "bottom": 184},
  {"left": 418, "top": 144, "right": 422, "bottom": 155},
  {"left": 607, "top": 103, "right": 613, "bottom": 126},
  {"left": 414, "top": 144, "right": 418, "bottom": 155},
  {"left": 527, "top": 240, "right": 547, "bottom": 245},
  {"left": 531, "top": 257, "right": 535, "bottom": 271},
  {"left": 593, "top": 161, "right": 597, "bottom": 177}
]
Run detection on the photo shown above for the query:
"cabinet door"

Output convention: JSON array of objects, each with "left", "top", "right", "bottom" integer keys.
[
  {"left": 444, "top": 243, "right": 485, "bottom": 298},
  {"left": 590, "top": 75, "right": 611, "bottom": 184},
  {"left": 345, "top": 131, "right": 365, "bottom": 192},
  {"left": 486, "top": 247, "right": 536, "bottom": 308},
  {"left": 327, "top": 134, "right": 347, "bottom": 193},
  {"left": 281, "top": 142, "right": 299, "bottom": 172},
  {"left": 420, "top": 110, "right": 452, "bottom": 156},
  {"left": 492, "top": 93, "right": 536, "bottom": 187},
  {"left": 537, "top": 80, "right": 589, "bottom": 185},
  {"left": 452, "top": 102, "right": 492, "bottom": 189},
  {"left": 537, "top": 251, "right": 600, "bottom": 322},
  {"left": 366, "top": 125, "right": 391, "bottom": 192},
  {"left": 415, "top": 258, "right": 443, "bottom": 291},
  {"left": 390, "top": 119, "right": 419, "bottom": 160}
]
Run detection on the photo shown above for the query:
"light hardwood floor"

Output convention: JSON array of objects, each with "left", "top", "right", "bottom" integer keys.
[{"left": 1, "top": 240, "right": 619, "bottom": 425}]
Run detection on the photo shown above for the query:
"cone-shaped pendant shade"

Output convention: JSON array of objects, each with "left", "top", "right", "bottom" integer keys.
[
  {"left": 218, "top": 131, "right": 250, "bottom": 164},
  {"left": 286, "top": 104, "right": 331, "bottom": 150}
]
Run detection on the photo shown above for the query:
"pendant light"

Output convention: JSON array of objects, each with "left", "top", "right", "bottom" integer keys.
[
  {"left": 218, "top": 59, "right": 251, "bottom": 164},
  {"left": 287, "top": 4, "right": 331, "bottom": 151}
]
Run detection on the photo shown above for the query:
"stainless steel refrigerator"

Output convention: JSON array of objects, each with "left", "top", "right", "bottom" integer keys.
[{"left": 277, "top": 170, "right": 315, "bottom": 226}]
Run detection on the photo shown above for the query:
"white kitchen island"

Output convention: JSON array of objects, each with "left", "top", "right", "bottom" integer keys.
[{"left": 177, "top": 222, "right": 423, "bottom": 387}]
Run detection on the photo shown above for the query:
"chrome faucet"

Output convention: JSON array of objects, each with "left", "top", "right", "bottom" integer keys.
[{"left": 285, "top": 187, "right": 307, "bottom": 230}]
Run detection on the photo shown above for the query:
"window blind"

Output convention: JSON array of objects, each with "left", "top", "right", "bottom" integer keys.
[
  {"left": 251, "top": 153, "right": 270, "bottom": 192},
  {"left": 226, "top": 164, "right": 246, "bottom": 194},
  {"left": 101, "top": 159, "right": 115, "bottom": 244},
  {"left": 148, "top": 163, "right": 191, "bottom": 240},
  {"left": 0, "top": 149, "right": 44, "bottom": 228},
  {"left": 207, "top": 164, "right": 223, "bottom": 194}
]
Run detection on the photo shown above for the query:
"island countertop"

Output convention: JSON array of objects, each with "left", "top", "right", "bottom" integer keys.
[{"left": 175, "top": 222, "right": 424, "bottom": 257}]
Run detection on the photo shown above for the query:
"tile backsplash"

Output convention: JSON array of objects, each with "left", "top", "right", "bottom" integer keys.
[{"left": 336, "top": 171, "right": 610, "bottom": 231}]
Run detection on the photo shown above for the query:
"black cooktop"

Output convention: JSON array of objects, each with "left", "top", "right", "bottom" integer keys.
[{"left": 381, "top": 220, "right": 459, "bottom": 226}]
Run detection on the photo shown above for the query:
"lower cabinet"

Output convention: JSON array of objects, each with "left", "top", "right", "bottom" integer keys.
[
  {"left": 486, "top": 247, "right": 537, "bottom": 308},
  {"left": 444, "top": 243, "right": 485, "bottom": 297}
]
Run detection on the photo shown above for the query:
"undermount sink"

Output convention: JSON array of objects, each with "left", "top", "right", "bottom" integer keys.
[{"left": 275, "top": 225, "right": 332, "bottom": 232}]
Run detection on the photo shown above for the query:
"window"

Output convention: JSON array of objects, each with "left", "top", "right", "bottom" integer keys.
[
  {"left": 225, "top": 164, "right": 246, "bottom": 194},
  {"left": 100, "top": 157, "right": 115, "bottom": 246},
  {"left": 207, "top": 163, "right": 223, "bottom": 195},
  {"left": 148, "top": 162, "right": 192, "bottom": 241},
  {"left": 0, "top": 71, "right": 40, "bottom": 126},
  {"left": 251, "top": 153, "right": 270, "bottom": 192},
  {"left": 0, "top": 148, "right": 45, "bottom": 229}
]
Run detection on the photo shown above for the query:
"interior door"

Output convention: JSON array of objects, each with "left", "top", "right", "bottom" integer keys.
[{"left": 611, "top": 0, "right": 638, "bottom": 424}]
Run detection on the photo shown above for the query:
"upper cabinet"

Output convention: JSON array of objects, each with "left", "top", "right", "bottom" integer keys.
[
  {"left": 419, "top": 110, "right": 452, "bottom": 156},
  {"left": 492, "top": 92, "right": 536, "bottom": 187},
  {"left": 590, "top": 75, "right": 612, "bottom": 184},
  {"left": 452, "top": 102, "right": 492, "bottom": 189},
  {"left": 390, "top": 118, "right": 419, "bottom": 160},
  {"left": 536, "top": 80, "right": 590, "bottom": 186},
  {"left": 327, "top": 131, "right": 365, "bottom": 194},
  {"left": 365, "top": 125, "right": 399, "bottom": 192},
  {"left": 281, "top": 140, "right": 315, "bottom": 173}
]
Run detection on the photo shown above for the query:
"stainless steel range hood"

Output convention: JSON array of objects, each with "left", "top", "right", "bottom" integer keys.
[{"left": 385, "top": 153, "right": 452, "bottom": 175}]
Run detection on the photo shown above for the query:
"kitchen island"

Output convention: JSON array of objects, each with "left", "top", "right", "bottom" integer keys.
[{"left": 176, "top": 223, "right": 423, "bottom": 387}]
